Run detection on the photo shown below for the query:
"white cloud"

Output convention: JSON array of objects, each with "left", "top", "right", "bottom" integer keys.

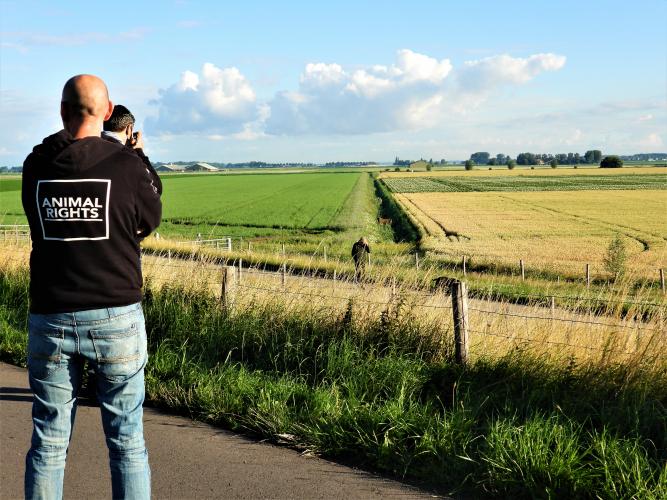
[
  {"left": 266, "top": 49, "right": 564, "bottom": 135},
  {"left": 638, "top": 114, "right": 654, "bottom": 122},
  {"left": 639, "top": 132, "right": 664, "bottom": 148},
  {"left": 456, "top": 53, "right": 566, "bottom": 93},
  {"left": 146, "top": 63, "right": 261, "bottom": 134},
  {"left": 145, "top": 50, "right": 566, "bottom": 138}
]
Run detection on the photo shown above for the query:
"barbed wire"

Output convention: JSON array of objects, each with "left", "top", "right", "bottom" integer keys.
[{"left": 467, "top": 305, "right": 662, "bottom": 332}]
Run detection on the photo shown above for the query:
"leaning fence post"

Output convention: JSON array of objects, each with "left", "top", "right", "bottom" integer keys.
[
  {"left": 450, "top": 279, "right": 469, "bottom": 366},
  {"left": 520, "top": 259, "right": 525, "bottom": 281},
  {"left": 586, "top": 264, "right": 591, "bottom": 288},
  {"left": 221, "top": 265, "right": 235, "bottom": 311},
  {"left": 660, "top": 268, "right": 665, "bottom": 294},
  {"left": 462, "top": 255, "right": 467, "bottom": 277}
]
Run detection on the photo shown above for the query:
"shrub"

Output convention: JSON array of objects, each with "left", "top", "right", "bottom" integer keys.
[
  {"left": 464, "top": 160, "right": 475, "bottom": 170},
  {"left": 426, "top": 164, "right": 433, "bottom": 171},
  {"left": 550, "top": 159, "right": 558, "bottom": 168},
  {"left": 394, "top": 167, "right": 401, "bottom": 172},
  {"left": 604, "top": 233, "right": 627, "bottom": 278},
  {"left": 507, "top": 160, "right": 516, "bottom": 170},
  {"left": 600, "top": 156, "right": 623, "bottom": 168}
]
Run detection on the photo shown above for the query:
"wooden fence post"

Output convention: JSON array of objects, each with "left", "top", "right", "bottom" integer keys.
[
  {"left": 415, "top": 252, "right": 420, "bottom": 269},
  {"left": 520, "top": 259, "right": 525, "bottom": 281},
  {"left": 450, "top": 280, "right": 469, "bottom": 366},
  {"left": 248, "top": 241, "right": 252, "bottom": 252},
  {"left": 282, "top": 243, "right": 286, "bottom": 256},
  {"left": 221, "top": 265, "right": 235, "bottom": 311},
  {"left": 238, "top": 258, "right": 243, "bottom": 283},
  {"left": 226, "top": 237, "right": 232, "bottom": 252},
  {"left": 167, "top": 249, "right": 171, "bottom": 261},
  {"left": 660, "top": 268, "right": 665, "bottom": 294},
  {"left": 323, "top": 246, "right": 327, "bottom": 262},
  {"left": 550, "top": 296, "right": 555, "bottom": 324},
  {"left": 586, "top": 264, "right": 591, "bottom": 288},
  {"left": 281, "top": 262, "right": 287, "bottom": 288},
  {"left": 368, "top": 253, "right": 371, "bottom": 267},
  {"left": 462, "top": 255, "right": 467, "bottom": 277},
  {"left": 333, "top": 269, "right": 337, "bottom": 286}
]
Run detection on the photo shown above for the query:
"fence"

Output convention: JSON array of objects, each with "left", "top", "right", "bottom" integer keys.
[
  {"left": 1, "top": 236, "right": 665, "bottom": 365},
  {"left": 0, "top": 225, "right": 30, "bottom": 243}
]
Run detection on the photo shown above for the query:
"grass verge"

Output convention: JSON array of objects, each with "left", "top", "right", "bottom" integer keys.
[{"left": 1, "top": 267, "right": 665, "bottom": 498}]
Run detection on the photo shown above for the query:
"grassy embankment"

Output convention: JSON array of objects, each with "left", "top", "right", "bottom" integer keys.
[{"left": 1, "top": 248, "right": 665, "bottom": 498}]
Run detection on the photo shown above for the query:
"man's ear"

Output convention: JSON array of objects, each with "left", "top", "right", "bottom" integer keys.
[{"left": 103, "top": 101, "right": 114, "bottom": 121}]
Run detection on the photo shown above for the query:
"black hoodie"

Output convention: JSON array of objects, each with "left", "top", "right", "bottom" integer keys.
[{"left": 22, "top": 130, "right": 162, "bottom": 313}]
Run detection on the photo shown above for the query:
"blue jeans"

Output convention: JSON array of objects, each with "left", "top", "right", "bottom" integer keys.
[{"left": 25, "top": 303, "right": 151, "bottom": 500}]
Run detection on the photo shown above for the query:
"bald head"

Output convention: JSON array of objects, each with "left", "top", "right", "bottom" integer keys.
[
  {"left": 61, "top": 74, "right": 110, "bottom": 118},
  {"left": 61, "top": 74, "right": 113, "bottom": 138}
]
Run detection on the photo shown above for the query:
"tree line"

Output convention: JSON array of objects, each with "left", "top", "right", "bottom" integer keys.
[{"left": 469, "top": 150, "right": 602, "bottom": 166}]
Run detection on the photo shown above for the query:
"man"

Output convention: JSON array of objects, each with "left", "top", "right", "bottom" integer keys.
[
  {"left": 21, "top": 75, "right": 161, "bottom": 499},
  {"left": 102, "top": 104, "right": 162, "bottom": 223},
  {"left": 351, "top": 237, "right": 371, "bottom": 282}
]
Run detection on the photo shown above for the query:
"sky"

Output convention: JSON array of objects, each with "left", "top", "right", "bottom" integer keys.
[{"left": 0, "top": 0, "right": 665, "bottom": 164}]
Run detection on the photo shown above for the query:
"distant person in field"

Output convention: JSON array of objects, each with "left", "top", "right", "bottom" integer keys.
[
  {"left": 352, "top": 237, "right": 371, "bottom": 282},
  {"left": 21, "top": 74, "right": 161, "bottom": 499}
]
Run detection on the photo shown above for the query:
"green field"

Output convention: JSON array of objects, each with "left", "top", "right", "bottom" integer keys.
[
  {"left": 162, "top": 172, "right": 361, "bottom": 230},
  {"left": 383, "top": 174, "right": 667, "bottom": 193}
]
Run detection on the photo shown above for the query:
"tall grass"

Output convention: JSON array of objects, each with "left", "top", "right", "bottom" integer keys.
[{"left": 1, "top": 260, "right": 665, "bottom": 497}]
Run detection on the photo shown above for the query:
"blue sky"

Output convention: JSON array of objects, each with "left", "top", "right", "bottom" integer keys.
[{"left": 1, "top": 0, "right": 665, "bottom": 163}]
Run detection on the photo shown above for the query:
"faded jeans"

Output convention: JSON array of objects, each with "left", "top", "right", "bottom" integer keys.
[{"left": 25, "top": 303, "right": 150, "bottom": 500}]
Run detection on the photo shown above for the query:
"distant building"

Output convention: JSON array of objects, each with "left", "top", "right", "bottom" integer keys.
[
  {"left": 186, "top": 162, "right": 219, "bottom": 172},
  {"left": 155, "top": 163, "right": 188, "bottom": 172}
]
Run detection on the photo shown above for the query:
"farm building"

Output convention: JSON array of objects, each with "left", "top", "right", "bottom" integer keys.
[
  {"left": 186, "top": 162, "right": 219, "bottom": 172},
  {"left": 156, "top": 163, "right": 188, "bottom": 173}
]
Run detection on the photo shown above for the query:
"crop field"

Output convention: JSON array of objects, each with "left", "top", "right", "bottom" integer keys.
[
  {"left": 396, "top": 189, "right": 667, "bottom": 278},
  {"left": 383, "top": 173, "right": 667, "bottom": 193}
]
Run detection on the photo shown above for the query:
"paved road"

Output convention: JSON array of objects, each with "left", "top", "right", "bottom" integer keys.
[{"left": 1, "top": 363, "right": 434, "bottom": 499}]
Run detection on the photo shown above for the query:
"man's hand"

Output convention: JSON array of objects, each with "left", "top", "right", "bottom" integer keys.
[{"left": 128, "top": 130, "right": 145, "bottom": 150}]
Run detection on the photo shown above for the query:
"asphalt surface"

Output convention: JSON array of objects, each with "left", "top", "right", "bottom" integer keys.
[{"left": 1, "top": 362, "right": 433, "bottom": 499}]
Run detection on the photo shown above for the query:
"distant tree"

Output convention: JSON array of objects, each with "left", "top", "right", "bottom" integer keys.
[
  {"left": 593, "top": 150, "right": 602, "bottom": 162},
  {"left": 425, "top": 163, "right": 433, "bottom": 171},
  {"left": 487, "top": 158, "right": 497, "bottom": 166},
  {"left": 507, "top": 159, "right": 516, "bottom": 170},
  {"left": 517, "top": 152, "right": 536, "bottom": 165},
  {"left": 464, "top": 160, "right": 475, "bottom": 170},
  {"left": 600, "top": 155, "right": 623, "bottom": 168},
  {"left": 470, "top": 152, "right": 490, "bottom": 164},
  {"left": 394, "top": 166, "right": 401, "bottom": 172},
  {"left": 496, "top": 153, "right": 507, "bottom": 165},
  {"left": 550, "top": 158, "right": 558, "bottom": 168},
  {"left": 440, "top": 158, "right": 446, "bottom": 165},
  {"left": 584, "top": 150, "right": 595, "bottom": 164}
]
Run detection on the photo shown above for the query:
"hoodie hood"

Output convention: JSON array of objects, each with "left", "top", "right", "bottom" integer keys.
[{"left": 27, "top": 129, "right": 121, "bottom": 178}]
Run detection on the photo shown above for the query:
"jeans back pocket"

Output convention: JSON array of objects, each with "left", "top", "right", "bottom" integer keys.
[
  {"left": 89, "top": 323, "right": 143, "bottom": 382},
  {"left": 28, "top": 327, "right": 65, "bottom": 380}
]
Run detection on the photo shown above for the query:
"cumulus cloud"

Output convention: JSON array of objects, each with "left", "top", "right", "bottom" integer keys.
[
  {"left": 146, "top": 50, "right": 566, "bottom": 137},
  {"left": 266, "top": 49, "right": 565, "bottom": 135},
  {"left": 146, "top": 63, "right": 261, "bottom": 135}
]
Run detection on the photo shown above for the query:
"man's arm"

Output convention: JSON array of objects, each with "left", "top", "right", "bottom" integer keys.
[{"left": 133, "top": 157, "right": 162, "bottom": 239}]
